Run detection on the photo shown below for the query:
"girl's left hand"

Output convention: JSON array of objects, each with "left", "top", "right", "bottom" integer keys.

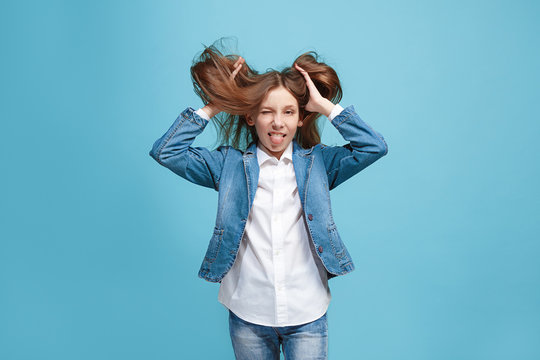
[{"left": 294, "top": 63, "right": 335, "bottom": 117}]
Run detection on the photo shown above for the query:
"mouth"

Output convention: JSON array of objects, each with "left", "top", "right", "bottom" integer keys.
[
  {"left": 268, "top": 132, "right": 286, "bottom": 145},
  {"left": 268, "top": 132, "right": 286, "bottom": 137}
]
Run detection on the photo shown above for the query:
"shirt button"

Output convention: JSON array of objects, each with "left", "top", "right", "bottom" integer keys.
[
  {"left": 318, "top": 246, "right": 323, "bottom": 253},
  {"left": 308, "top": 214, "right": 313, "bottom": 221}
]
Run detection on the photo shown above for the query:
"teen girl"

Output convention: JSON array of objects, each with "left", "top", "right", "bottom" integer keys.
[{"left": 149, "top": 44, "right": 388, "bottom": 359}]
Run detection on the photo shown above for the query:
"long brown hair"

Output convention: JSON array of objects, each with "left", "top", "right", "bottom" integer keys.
[{"left": 190, "top": 39, "right": 342, "bottom": 151}]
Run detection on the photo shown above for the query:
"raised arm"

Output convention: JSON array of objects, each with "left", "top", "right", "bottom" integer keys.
[
  {"left": 148, "top": 107, "right": 229, "bottom": 191},
  {"left": 294, "top": 63, "right": 388, "bottom": 190},
  {"left": 321, "top": 105, "right": 388, "bottom": 190}
]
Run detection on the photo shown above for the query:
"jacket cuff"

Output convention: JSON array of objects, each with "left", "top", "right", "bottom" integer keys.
[
  {"left": 328, "top": 104, "right": 344, "bottom": 121},
  {"left": 330, "top": 105, "right": 356, "bottom": 126},
  {"left": 183, "top": 107, "right": 209, "bottom": 128},
  {"left": 195, "top": 108, "right": 211, "bottom": 121}
]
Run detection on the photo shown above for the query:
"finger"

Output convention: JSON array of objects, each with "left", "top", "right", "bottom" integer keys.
[
  {"left": 294, "top": 63, "right": 306, "bottom": 75},
  {"left": 294, "top": 63, "right": 312, "bottom": 83},
  {"left": 294, "top": 63, "right": 317, "bottom": 91},
  {"left": 233, "top": 56, "right": 244, "bottom": 68},
  {"left": 294, "top": 63, "right": 309, "bottom": 74},
  {"left": 230, "top": 63, "right": 242, "bottom": 80},
  {"left": 233, "top": 63, "right": 242, "bottom": 74}
]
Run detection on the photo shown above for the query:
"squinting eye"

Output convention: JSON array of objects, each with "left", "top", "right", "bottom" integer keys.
[{"left": 261, "top": 111, "right": 271, "bottom": 114}]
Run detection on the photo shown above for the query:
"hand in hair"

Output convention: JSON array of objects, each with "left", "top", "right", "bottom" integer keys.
[
  {"left": 294, "top": 63, "right": 336, "bottom": 118},
  {"left": 230, "top": 56, "right": 245, "bottom": 81},
  {"left": 202, "top": 56, "right": 245, "bottom": 118}
]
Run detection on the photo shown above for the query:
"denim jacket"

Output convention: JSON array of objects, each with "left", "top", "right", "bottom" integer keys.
[{"left": 149, "top": 105, "right": 388, "bottom": 282}]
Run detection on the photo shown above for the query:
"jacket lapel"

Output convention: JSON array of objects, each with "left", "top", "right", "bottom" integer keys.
[
  {"left": 292, "top": 139, "right": 313, "bottom": 209},
  {"left": 243, "top": 141, "right": 260, "bottom": 208}
]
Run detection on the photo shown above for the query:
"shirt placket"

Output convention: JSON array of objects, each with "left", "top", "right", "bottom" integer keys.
[{"left": 272, "top": 159, "right": 288, "bottom": 325}]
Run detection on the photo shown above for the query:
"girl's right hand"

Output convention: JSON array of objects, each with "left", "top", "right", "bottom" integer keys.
[
  {"left": 202, "top": 56, "right": 245, "bottom": 118},
  {"left": 230, "top": 56, "right": 245, "bottom": 81}
]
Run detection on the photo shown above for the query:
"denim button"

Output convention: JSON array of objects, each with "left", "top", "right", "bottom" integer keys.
[
  {"left": 308, "top": 214, "right": 313, "bottom": 221},
  {"left": 318, "top": 246, "right": 323, "bottom": 253}
]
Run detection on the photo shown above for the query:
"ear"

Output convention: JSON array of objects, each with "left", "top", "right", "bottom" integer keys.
[
  {"left": 297, "top": 119, "right": 303, "bottom": 127},
  {"left": 246, "top": 115, "right": 255, "bottom": 126}
]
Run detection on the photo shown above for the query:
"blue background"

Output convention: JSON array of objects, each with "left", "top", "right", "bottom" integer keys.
[{"left": 2, "top": 0, "right": 539, "bottom": 359}]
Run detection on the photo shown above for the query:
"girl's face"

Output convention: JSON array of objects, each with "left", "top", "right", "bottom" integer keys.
[{"left": 247, "top": 86, "right": 303, "bottom": 160}]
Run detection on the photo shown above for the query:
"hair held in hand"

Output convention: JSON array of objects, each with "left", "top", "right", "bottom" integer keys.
[{"left": 190, "top": 38, "right": 343, "bottom": 151}]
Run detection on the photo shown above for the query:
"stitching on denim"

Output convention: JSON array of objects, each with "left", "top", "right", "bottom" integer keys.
[
  {"left": 302, "top": 155, "right": 314, "bottom": 211},
  {"left": 155, "top": 113, "right": 189, "bottom": 165},
  {"left": 212, "top": 159, "right": 252, "bottom": 283},
  {"left": 302, "top": 156, "right": 340, "bottom": 277},
  {"left": 333, "top": 107, "right": 388, "bottom": 155},
  {"left": 324, "top": 182, "right": 335, "bottom": 223},
  {"left": 206, "top": 228, "right": 224, "bottom": 263},
  {"left": 187, "top": 150, "right": 206, "bottom": 164},
  {"left": 188, "top": 108, "right": 207, "bottom": 128},
  {"left": 303, "top": 214, "right": 333, "bottom": 275},
  {"left": 302, "top": 156, "right": 322, "bottom": 270},
  {"left": 327, "top": 224, "right": 343, "bottom": 259},
  {"left": 333, "top": 108, "right": 354, "bottom": 127},
  {"left": 361, "top": 120, "right": 388, "bottom": 155},
  {"left": 301, "top": 146, "right": 314, "bottom": 156},
  {"left": 341, "top": 261, "right": 354, "bottom": 272},
  {"left": 243, "top": 157, "right": 251, "bottom": 214},
  {"left": 215, "top": 146, "right": 230, "bottom": 191},
  {"left": 155, "top": 109, "right": 210, "bottom": 166}
]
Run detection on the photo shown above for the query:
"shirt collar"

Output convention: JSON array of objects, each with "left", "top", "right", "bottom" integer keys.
[{"left": 256, "top": 140, "right": 293, "bottom": 166}]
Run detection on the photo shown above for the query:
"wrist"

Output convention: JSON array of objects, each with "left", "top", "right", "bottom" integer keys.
[
  {"left": 202, "top": 103, "right": 219, "bottom": 118},
  {"left": 320, "top": 99, "right": 335, "bottom": 118}
]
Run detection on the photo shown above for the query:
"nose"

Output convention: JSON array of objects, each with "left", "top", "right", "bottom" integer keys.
[{"left": 272, "top": 114, "right": 284, "bottom": 127}]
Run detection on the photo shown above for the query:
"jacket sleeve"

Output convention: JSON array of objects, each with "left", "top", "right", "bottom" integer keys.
[
  {"left": 148, "top": 107, "right": 228, "bottom": 191},
  {"left": 321, "top": 105, "right": 388, "bottom": 190}
]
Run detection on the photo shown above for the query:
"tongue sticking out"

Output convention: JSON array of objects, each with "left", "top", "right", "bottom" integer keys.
[{"left": 270, "top": 133, "right": 285, "bottom": 145}]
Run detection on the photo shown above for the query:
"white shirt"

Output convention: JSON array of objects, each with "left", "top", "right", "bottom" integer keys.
[{"left": 195, "top": 104, "right": 345, "bottom": 327}]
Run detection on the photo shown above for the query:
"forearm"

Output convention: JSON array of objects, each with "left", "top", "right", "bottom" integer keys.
[
  {"left": 320, "top": 98, "right": 336, "bottom": 118},
  {"left": 149, "top": 107, "right": 226, "bottom": 190},
  {"left": 149, "top": 107, "right": 208, "bottom": 163},
  {"left": 322, "top": 105, "right": 388, "bottom": 189},
  {"left": 332, "top": 105, "right": 388, "bottom": 155}
]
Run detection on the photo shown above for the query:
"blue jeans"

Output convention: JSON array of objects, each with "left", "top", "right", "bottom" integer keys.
[{"left": 228, "top": 310, "right": 328, "bottom": 360}]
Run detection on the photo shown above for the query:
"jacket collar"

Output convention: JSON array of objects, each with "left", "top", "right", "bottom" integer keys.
[{"left": 256, "top": 140, "right": 293, "bottom": 166}]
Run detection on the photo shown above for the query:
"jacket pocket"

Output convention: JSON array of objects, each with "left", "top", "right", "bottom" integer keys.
[
  {"left": 327, "top": 223, "right": 345, "bottom": 259},
  {"left": 204, "top": 226, "right": 224, "bottom": 263},
  {"left": 327, "top": 223, "right": 352, "bottom": 267}
]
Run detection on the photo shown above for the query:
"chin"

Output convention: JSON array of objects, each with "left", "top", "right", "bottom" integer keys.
[{"left": 269, "top": 141, "right": 287, "bottom": 150}]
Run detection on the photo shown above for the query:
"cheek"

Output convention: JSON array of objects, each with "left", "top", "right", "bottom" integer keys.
[
  {"left": 290, "top": 118, "right": 301, "bottom": 129},
  {"left": 254, "top": 124, "right": 269, "bottom": 138},
  {"left": 255, "top": 119, "right": 271, "bottom": 131}
]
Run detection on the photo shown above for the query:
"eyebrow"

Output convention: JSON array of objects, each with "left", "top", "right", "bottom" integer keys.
[{"left": 260, "top": 105, "right": 297, "bottom": 110}]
